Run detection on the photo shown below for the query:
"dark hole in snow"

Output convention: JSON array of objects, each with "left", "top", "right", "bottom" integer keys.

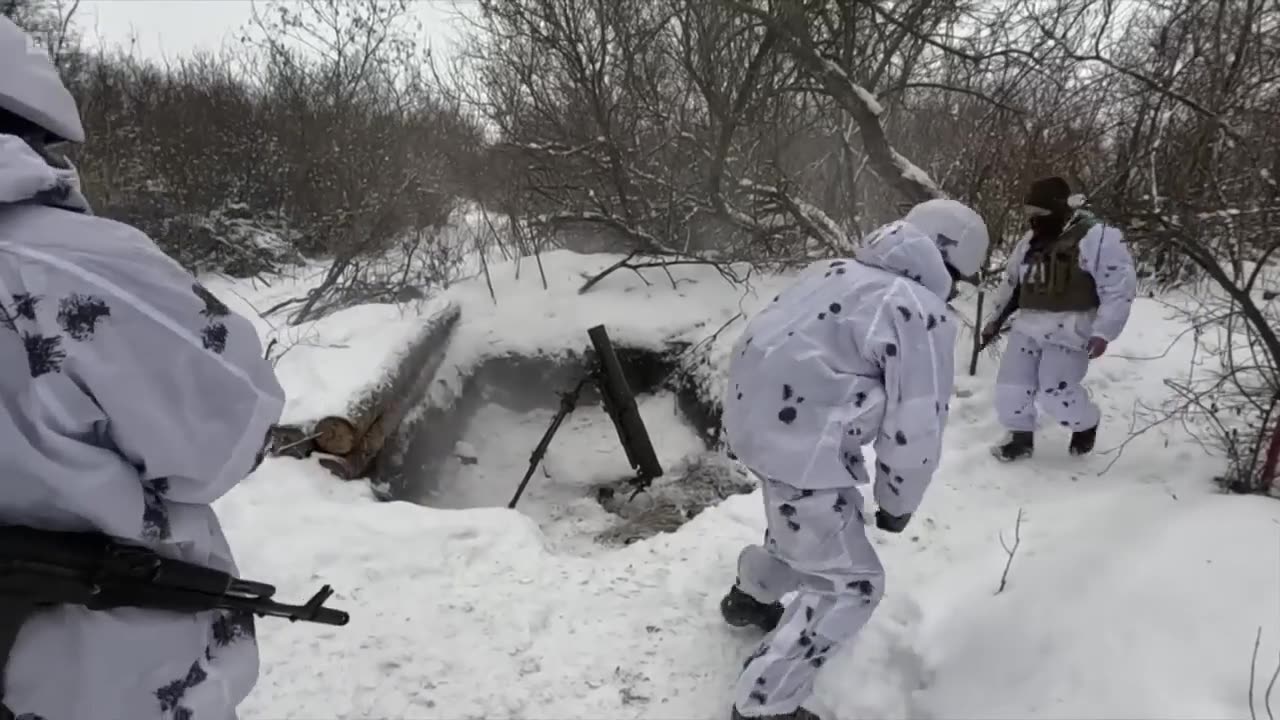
[{"left": 376, "top": 343, "right": 745, "bottom": 548}]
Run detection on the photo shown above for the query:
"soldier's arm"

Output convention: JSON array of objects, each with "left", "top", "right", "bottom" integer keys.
[
  {"left": 1082, "top": 224, "right": 1139, "bottom": 341},
  {"left": 870, "top": 284, "right": 958, "bottom": 520},
  {"left": 4, "top": 232, "right": 285, "bottom": 505}
]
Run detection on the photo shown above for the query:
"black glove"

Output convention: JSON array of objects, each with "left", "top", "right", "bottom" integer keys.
[{"left": 875, "top": 509, "right": 911, "bottom": 533}]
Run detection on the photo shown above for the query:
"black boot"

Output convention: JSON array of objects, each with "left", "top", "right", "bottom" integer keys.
[
  {"left": 732, "top": 706, "right": 822, "bottom": 720},
  {"left": 1069, "top": 424, "right": 1098, "bottom": 456},
  {"left": 991, "top": 430, "right": 1035, "bottom": 462},
  {"left": 720, "top": 584, "right": 784, "bottom": 632}
]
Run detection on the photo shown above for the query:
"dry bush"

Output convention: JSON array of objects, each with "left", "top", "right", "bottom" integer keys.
[
  {"left": 1074, "top": 0, "right": 1279, "bottom": 491},
  {"left": 7, "top": 0, "right": 489, "bottom": 324}
]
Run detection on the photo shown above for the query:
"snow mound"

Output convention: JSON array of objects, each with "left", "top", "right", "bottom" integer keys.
[
  {"left": 423, "top": 249, "right": 793, "bottom": 414},
  {"left": 204, "top": 268, "right": 456, "bottom": 426},
  {"left": 209, "top": 250, "right": 792, "bottom": 480}
]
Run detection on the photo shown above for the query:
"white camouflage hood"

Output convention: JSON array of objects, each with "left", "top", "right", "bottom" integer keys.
[
  {"left": 0, "top": 133, "right": 90, "bottom": 213},
  {"left": 853, "top": 219, "right": 953, "bottom": 300},
  {"left": 0, "top": 16, "right": 85, "bottom": 143}
]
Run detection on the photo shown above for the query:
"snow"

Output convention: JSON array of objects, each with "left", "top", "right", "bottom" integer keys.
[
  {"left": 819, "top": 58, "right": 885, "bottom": 117},
  {"left": 422, "top": 250, "right": 792, "bottom": 411},
  {"left": 424, "top": 391, "right": 710, "bottom": 555},
  {"left": 205, "top": 249, "right": 789, "bottom": 427},
  {"left": 203, "top": 269, "right": 455, "bottom": 425},
  {"left": 893, "top": 149, "right": 944, "bottom": 197},
  {"left": 208, "top": 247, "right": 1280, "bottom": 719}
]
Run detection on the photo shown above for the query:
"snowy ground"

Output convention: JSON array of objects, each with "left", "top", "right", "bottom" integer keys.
[{"left": 208, "top": 249, "right": 1280, "bottom": 720}]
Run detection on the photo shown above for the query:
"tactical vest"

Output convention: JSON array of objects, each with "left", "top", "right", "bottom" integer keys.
[{"left": 1017, "top": 216, "right": 1101, "bottom": 313}]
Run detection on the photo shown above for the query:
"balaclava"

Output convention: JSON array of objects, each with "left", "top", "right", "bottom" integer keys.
[
  {"left": 1023, "top": 176, "right": 1073, "bottom": 239},
  {"left": 0, "top": 106, "right": 71, "bottom": 168}
]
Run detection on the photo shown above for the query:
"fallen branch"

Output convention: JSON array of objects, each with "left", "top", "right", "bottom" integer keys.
[
  {"left": 1261, "top": 625, "right": 1280, "bottom": 720},
  {"left": 1251, "top": 626, "right": 1263, "bottom": 720},
  {"left": 578, "top": 253, "right": 747, "bottom": 294},
  {"left": 578, "top": 251, "right": 642, "bottom": 294},
  {"left": 1096, "top": 396, "right": 1177, "bottom": 475},
  {"left": 996, "top": 508, "right": 1024, "bottom": 595},
  {"left": 678, "top": 311, "right": 744, "bottom": 364}
]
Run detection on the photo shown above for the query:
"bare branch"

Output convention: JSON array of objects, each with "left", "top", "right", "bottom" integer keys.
[{"left": 996, "top": 508, "right": 1025, "bottom": 594}]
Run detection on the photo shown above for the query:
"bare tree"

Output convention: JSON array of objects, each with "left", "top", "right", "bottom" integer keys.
[
  {"left": 457, "top": 0, "right": 956, "bottom": 286},
  {"left": 1032, "top": 0, "right": 1280, "bottom": 493},
  {"left": 2, "top": 0, "right": 81, "bottom": 65},
  {"left": 455, "top": 0, "right": 1129, "bottom": 289},
  {"left": 7, "top": 0, "right": 489, "bottom": 324}
]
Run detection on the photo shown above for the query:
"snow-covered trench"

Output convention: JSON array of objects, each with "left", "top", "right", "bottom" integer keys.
[{"left": 372, "top": 330, "right": 753, "bottom": 552}]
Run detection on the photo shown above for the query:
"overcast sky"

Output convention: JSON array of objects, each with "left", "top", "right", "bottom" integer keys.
[{"left": 74, "top": 0, "right": 470, "bottom": 63}]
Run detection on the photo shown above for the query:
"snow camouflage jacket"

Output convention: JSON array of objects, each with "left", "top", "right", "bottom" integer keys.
[
  {"left": 722, "top": 218, "right": 959, "bottom": 519},
  {"left": 0, "top": 134, "right": 285, "bottom": 720},
  {"left": 988, "top": 212, "right": 1139, "bottom": 348}
]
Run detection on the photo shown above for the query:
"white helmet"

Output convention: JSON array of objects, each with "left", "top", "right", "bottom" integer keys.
[
  {"left": 0, "top": 16, "right": 84, "bottom": 143},
  {"left": 903, "top": 198, "right": 990, "bottom": 281}
]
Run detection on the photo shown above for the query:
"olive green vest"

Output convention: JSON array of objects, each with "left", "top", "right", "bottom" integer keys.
[{"left": 1018, "top": 215, "right": 1101, "bottom": 313}]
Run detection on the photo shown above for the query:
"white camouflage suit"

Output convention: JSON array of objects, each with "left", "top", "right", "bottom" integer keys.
[
  {"left": 0, "top": 134, "right": 284, "bottom": 717},
  {"left": 721, "top": 220, "right": 959, "bottom": 718},
  {"left": 987, "top": 214, "right": 1138, "bottom": 433}
]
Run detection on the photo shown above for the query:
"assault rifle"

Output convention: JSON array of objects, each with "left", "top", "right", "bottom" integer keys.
[
  {"left": 0, "top": 524, "right": 349, "bottom": 625},
  {"left": 977, "top": 287, "right": 1021, "bottom": 353},
  {"left": 0, "top": 524, "right": 346, "bottom": 715}
]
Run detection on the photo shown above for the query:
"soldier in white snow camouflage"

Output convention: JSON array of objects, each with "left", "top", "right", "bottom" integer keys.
[
  {"left": 719, "top": 198, "right": 990, "bottom": 720},
  {"left": 0, "top": 16, "right": 284, "bottom": 720},
  {"left": 981, "top": 176, "right": 1138, "bottom": 462}
]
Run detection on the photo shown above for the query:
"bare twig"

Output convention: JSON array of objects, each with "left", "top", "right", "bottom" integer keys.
[
  {"left": 1252, "top": 626, "right": 1263, "bottom": 720},
  {"left": 996, "top": 508, "right": 1025, "bottom": 595},
  {"left": 670, "top": 310, "right": 746, "bottom": 370},
  {"left": 1266, "top": 631, "right": 1280, "bottom": 720},
  {"left": 275, "top": 431, "right": 322, "bottom": 454},
  {"left": 1096, "top": 395, "right": 1182, "bottom": 475}
]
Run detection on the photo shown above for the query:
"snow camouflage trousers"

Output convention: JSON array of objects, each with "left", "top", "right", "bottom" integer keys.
[
  {"left": 995, "top": 330, "right": 1101, "bottom": 433},
  {"left": 733, "top": 478, "right": 884, "bottom": 718}
]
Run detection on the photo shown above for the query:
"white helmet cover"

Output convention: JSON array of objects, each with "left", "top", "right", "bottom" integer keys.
[
  {"left": 0, "top": 16, "right": 85, "bottom": 143},
  {"left": 903, "top": 198, "right": 990, "bottom": 280}
]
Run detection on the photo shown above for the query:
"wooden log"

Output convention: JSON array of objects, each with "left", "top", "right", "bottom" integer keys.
[
  {"left": 342, "top": 305, "right": 459, "bottom": 479},
  {"left": 317, "top": 455, "right": 356, "bottom": 479},
  {"left": 313, "top": 415, "right": 358, "bottom": 456},
  {"left": 315, "top": 415, "right": 388, "bottom": 481},
  {"left": 276, "top": 301, "right": 461, "bottom": 481}
]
